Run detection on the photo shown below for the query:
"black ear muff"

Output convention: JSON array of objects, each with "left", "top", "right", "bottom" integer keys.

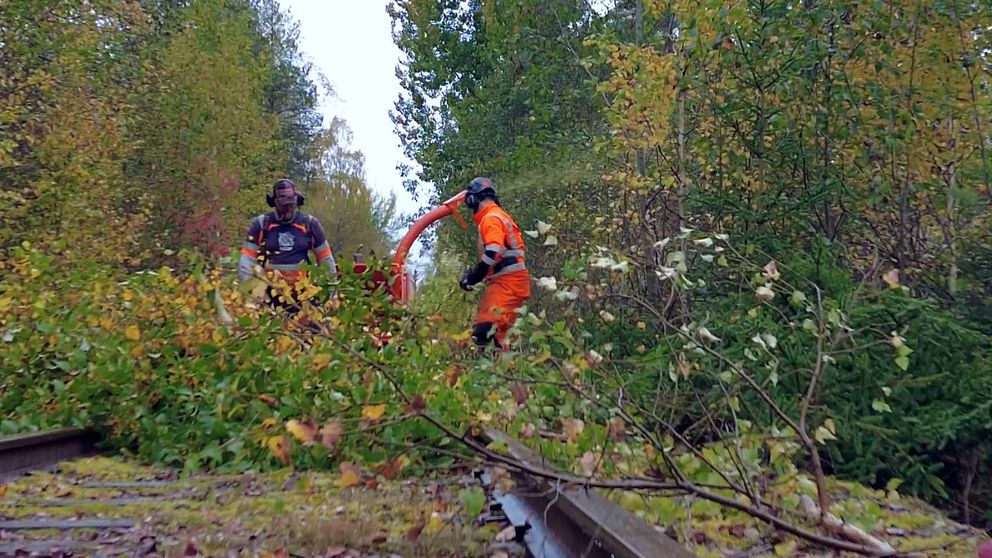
[
  {"left": 466, "top": 193, "right": 478, "bottom": 209},
  {"left": 296, "top": 192, "right": 305, "bottom": 207},
  {"left": 266, "top": 192, "right": 276, "bottom": 207}
]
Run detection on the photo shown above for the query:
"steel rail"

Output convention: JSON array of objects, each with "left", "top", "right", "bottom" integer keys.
[
  {"left": 480, "top": 428, "right": 697, "bottom": 558},
  {"left": 0, "top": 428, "right": 100, "bottom": 480}
]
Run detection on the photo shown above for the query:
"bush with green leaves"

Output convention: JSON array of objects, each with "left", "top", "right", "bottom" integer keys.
[{"left": 524, "top": 228, "right": 992, "bottom": 526}]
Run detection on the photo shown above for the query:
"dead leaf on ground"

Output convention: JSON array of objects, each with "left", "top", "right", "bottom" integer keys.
[
  {"left": 607, "top": 417, "right": 626, "bottom": 442},
  {"left": 495, "top": 525, "right": 516, "bottom": 543},
  {"left": 510, "top": 383, "right": 529, "bottom": 405},
  {"left": 378, "top": 455, "right": 410, "bottom": 480},
  {"left": 405, "top": 517, "right": 425, "bottom": 542},
  {"left": 561, "top": 418, "right": 584, "bottom": 442},
  {"left": 579, "top": 451, "right": 597, "bottom": 476},
  {"left": 335, "top": 462, "right": 361, "bottom": 488}
]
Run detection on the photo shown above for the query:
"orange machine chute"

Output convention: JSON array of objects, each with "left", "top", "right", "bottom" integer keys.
[{"left": 390, "top": 191, "right": 467, "bottom": 302}]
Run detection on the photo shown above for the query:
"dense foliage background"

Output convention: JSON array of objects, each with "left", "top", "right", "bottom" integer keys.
[
  {"left": 389, "top": 0, "right": 992, "bottom": 528},
  {"left": 2, "top": 0, "right": 991, "bottom": 554}
]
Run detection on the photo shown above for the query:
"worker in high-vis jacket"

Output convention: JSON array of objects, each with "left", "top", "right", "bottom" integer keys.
[
  {"left": 458, "top": 177, "right": 531, "bottom": 349},
  {"left": 238, "top": 179, "right": 337, "bottom": 311}
]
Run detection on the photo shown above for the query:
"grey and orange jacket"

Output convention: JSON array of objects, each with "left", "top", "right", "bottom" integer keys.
[{"left": 237, "top": 212, "right": 336, "bottom": 284}]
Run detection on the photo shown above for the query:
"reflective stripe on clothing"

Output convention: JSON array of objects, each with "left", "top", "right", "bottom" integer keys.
[
  {"left": 492, "top": 261, "right": 526, "bottom": 276},
  {"left": 474, "top": 205, "right": 527, "bottom": 280},
  {"left": 238, "top": 254, "right": 256, "bottom": 281},
  {"left": 314, "top": 240, "right": 332, "bottom": 261},
  {"left": 241, "top": 241, "right": 259, "bottom": 258}
]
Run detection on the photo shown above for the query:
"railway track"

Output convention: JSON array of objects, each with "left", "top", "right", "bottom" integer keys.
[
  {"left": 0, "top": 428, "right": 99, "bottom": 481},
  {"left": 477, "top": 428, "right": 695, "bottom": 558},
  {"left": 0, "top": 428, "right": 695, "bottom": 558}
]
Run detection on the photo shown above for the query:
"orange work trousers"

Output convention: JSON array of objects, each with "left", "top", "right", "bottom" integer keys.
[{"left": 475, "top": 270, "right": 531, "bottom": 347}]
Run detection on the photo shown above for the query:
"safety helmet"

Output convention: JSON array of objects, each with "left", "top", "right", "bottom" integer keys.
[
  {"left": 465, "top": 176, "right": 498, "bottom": 210},
  {"left": 266, "top": 178, "right": 305, "bottom": 208}
]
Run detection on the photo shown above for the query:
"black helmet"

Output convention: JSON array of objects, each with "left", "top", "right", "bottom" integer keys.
[
  {"left": 266, "top": 178, "right": 305, "bottom": 207},
  {"left": 466, "top": 176, "right": 498, "bottom": 210}
]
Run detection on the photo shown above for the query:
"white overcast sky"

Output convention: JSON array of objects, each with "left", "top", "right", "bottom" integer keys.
[
  {"left": 284, "top": 0, "right": 435, "bottom": 269},
  {"left": 283, "top": 0, "right": 421, "bottom": 217}
]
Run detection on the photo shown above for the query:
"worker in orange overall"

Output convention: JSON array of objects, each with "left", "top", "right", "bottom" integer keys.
[{"left": 458, "top": 177, "right": 531, "bottom": 349}]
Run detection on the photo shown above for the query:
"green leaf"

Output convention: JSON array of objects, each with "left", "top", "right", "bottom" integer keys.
[
  {"left": 774, "top": 540, "right": 797, "bottom": 557},
  {"left": 790, "top": 290, "right": 807, "bottom": 306},
  {"left": 872, "top": 399, "right": 893, "bottom": 413},
  {"left": 814, "top": 419, "right": 837, "bottom": 444},
  {"left": 894, "top": 355, "right": 909, "bottom": 371},
  {"left": 460, "top": 486, "right": 485, "bottom": 518}
]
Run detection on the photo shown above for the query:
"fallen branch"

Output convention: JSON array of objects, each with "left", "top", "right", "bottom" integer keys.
[
  {"left": 800, "top": 495, "right": 896, "bottom": 555},
  {"left": 307, "top": 323, "right": 896, "bottom": 556}
]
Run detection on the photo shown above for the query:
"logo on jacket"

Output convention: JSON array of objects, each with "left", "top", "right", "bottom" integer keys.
[{"left": 277, "top": 232, "right": 295, "bottom": 252}]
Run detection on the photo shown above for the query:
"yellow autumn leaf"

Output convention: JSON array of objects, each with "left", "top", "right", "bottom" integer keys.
[
  {"left": 286, "top": 419, "right": 317, "bottom": 445},
  {"left": 275, "top": 336, "right": 295, "bottom": 353},
  {"left": 362, "top": 404, "right": 387, "bottom": 421},
  {"left": 450, "top": 329, "right": 473, "bottom": 342},
  {"left": 124, "top": 324, "right": 140, "bottom": 341},
  {"left": 424, "top": 515, "right": 447, "bottom": 534},
  {"left": 266, "top": 435, "right": 290, "bottom": 465},
  {"left": 335, "top": 463, "right": 361, "bottom": 488},
  {"left": 312, "top": 353, "right": 332, "bottom": 371}
]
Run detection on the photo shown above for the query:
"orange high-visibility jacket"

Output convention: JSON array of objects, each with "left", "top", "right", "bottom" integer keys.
[{"left": 473, "top": 204, "right": 527, "bottom": 280}]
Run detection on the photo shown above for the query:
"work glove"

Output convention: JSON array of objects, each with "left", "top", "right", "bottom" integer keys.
[{"left": 459, "top": 269, "right": 474, "bottom": 291}]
